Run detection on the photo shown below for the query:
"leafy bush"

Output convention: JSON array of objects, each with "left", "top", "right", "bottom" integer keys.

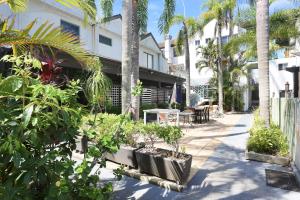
[
  {"left": 140, "top": 123, "right": 184, "bottom": 157},
  {"left": 0, "top": 55, "right": 121, "bottom": 199},
  {"left": 140, "top": 123, "right": 161, "bottom": 149},
  {"left": 81, "top": 113, "right": 143, "bottom": 148},
  {"left": 158, "top": 126, "right": 183, "bottom": 157},
  {"left": 247, "top": 110, "right": 289, "bottom": 156}
]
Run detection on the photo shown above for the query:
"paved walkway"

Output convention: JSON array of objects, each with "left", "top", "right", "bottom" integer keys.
[{"left": 101, "top": 113, "right": 300, "bottom": 200}]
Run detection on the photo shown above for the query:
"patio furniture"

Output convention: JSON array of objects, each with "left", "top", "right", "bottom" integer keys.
[
  {"left": 194, "top": 107, "right": 205, "bottom": 124},
  {"left": 143, "top": 109, "right": 180, "bottom": 126},
  {"left": 203, "top": 106, "right": 210, "bottom": 122},
  {"left": 179, "top": 111, "right": 194, "bottom": 126}
]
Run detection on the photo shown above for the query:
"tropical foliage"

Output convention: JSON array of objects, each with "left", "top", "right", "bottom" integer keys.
[
  {"left": 168, "top": 15, "right": 202, "bottom": 107},
  {"left": 0, "top": 55, "right": 123, "bottom": 199},
  {"left": 248, "top": 110, "right": 289, "bottom": 156}
]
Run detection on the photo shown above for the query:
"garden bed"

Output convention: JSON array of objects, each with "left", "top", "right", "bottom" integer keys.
[
  {"left": 245, "top": 149, "right": 290, "bottom": 166},
  {"left": 135, "top": 148, "right": 192, "bottom": 184},
  {"left": 105, "top": 144, "right": 144, "bottom": 168}
]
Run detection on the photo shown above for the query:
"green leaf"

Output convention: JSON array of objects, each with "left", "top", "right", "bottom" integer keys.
[
  {"left": 23, "top": 104, "right": 34, "bottom": 128},
  {"left": 0, "top": 75, "right": 23, "bottom": 94}
]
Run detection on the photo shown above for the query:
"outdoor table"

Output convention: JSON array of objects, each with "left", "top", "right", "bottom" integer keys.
[
  {"left": 143, "top": 109, "right": 180, "bottom": 126},
  {"left": 179, "top": 111, "right": 194, "bottom": 126}
]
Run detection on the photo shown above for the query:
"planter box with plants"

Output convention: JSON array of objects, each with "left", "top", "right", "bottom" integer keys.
[
  {"left": 104, "top": 120, "right": 145, "bottom": 168},
  {"left": 80, "top": 114, "right": 146, "bottom": 168},
  {"left": 246, "top": 110, "right": 290, "bottom": 166},
  {"left": 135, "top": 123, "right": 192, "bottom": 184}
]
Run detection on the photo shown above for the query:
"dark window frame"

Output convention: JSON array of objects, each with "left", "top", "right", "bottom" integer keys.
[
  {"left": 61, "top": 20, "right": 80, "bottom": 37},
  {"left": 195, "top": 40, "right": 200, "bottom": 46},
  {"left": 99, "top": 34, "right": 112, "bottom": 46},
  {"left": 144, "top": 52, "right": 154, "bottom": 69}
]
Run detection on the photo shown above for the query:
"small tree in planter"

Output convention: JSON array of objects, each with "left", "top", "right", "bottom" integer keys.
[
  {"left": 158, "top": 125, "right": 183, "bottom": 157},
  {"left": 136, "top": 124, "right": 192, "bottom": 184},
  {"left": 140, "top": 123, "right": 161, "bottom": 150}
]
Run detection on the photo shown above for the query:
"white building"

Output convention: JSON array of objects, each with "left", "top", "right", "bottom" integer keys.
[
  {"left": 0, "top": 0, "right": 185, "bottom": 106},
  {"left": 160, "top": 19, "right": 300, "bottom": 111}
]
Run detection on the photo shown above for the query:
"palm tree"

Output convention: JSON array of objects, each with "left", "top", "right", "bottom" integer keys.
[
  {"left": 256, "top": 0, "right": 270, "bottom": 126},
  {"left": 202, "top": 0, "right": 229, "bottom": 114},
  {"left": 131, "top": 0, "right": 148, "bottom": 120},
  {"left": 120, "top": 0, "right": 132, "bottom": 114},
  {"left": 101, "top": 0, "right": 175, "bottom": 116},
  {"left": 196, "top": 39, "right": 218, "bottom": 75},
  {"left": 226, "top": 4, "right": 300, "bottom": 124},
  {"left": 163, "top": 15, "right": 201, "bottom": 107}
]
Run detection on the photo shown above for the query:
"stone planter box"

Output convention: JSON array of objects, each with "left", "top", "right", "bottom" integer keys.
[
  {"left": 245, "top": 150, "right": 290, "bottom": 166},
  {"left": 105, "top": 144, "right": 144, "bottom": 169},
  {"left": 135, "top": 148, "right": 192, "bottom": 184}
]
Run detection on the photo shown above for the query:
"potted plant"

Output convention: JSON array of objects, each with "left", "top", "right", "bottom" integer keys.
[
  {"left": 135, "top": 124, "right": 192, "bottom": 184},
  {"left": 105, "top": 120, "right": 145, "bottom": 168}
]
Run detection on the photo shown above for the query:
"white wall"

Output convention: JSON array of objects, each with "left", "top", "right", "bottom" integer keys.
[
  {"left": 165, "top": 19, "right": 241, "bottom": 86},
  {"left": 0, "top": 0, "right": 170, "bottom": 74}
]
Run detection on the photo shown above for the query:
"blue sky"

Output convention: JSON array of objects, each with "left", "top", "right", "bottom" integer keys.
[{"left": 103, "top": 0, "right": 299, "bottom": 43}]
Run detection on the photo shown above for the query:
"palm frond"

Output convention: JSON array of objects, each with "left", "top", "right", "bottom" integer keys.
[
  {"left": 158, "top": 0, "right": 176, "bottom": 34},
  {"left": 137, "top": 0, "right": 148, "bottom": 33},
  {"left": 2, "top": 0, "right": 97, "bottom": 22},
  {"left": 0, "top": 19, "right": 90, "bottom": 64},
  {"left": 100, "top": 0, "right": 114, "bottom": 22},
  {"left": 0, "top": 0, "right": 27, "bottom": 12},
  {"left": 175, "top": 29, "right": 184, "bottom": 56}
]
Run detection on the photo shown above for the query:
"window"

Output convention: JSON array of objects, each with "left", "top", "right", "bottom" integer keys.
[
  {"left": 144, "top": 52, "right": 154, "bottom": 69},
  {"left": 221, "top": 36, "right": 229, "bottom": 44},
  {"left": 195, "top": 40, "right": 200, "bottom": 46},
  {"left": 61, "top": 20, "right": 79, "bottom": 37},
  {"left": 173, "top": 48, "right": 183, "bottom": 57},
  {"left": 205, "top": 38, "right": 211, "bottom": 44},
  {"left": 278, "top": 63, "right": 288, "bottom": 71},
  {"left": 99, "top": 34, "right": 112, "bottom": 46}
]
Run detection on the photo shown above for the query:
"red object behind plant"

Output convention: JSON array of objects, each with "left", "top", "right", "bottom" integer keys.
[{"left": 40, "top": 57, "right": 67, "bottom": 86}]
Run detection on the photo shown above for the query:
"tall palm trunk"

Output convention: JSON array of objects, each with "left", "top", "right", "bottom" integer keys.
[
  {"left": 121, "top": 0, "right": 132, "bottom": 114},
  {"left": 217, "top": 21, "right": 224, "bottom": 114},
  {"left": 229, "top": 8, "right": 235, "bottom": 112},
  {"left": 256, "top": 0, "right": 270, "bottom": 127},
  {"left": 131, "top": 0, "right": 140, "bottom": 120},
  {"left": 183, "top": 23, "right": 191, "bottom": 107}
]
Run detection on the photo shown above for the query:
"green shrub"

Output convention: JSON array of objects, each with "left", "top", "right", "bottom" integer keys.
[
  {"left": 158, "top": 125, "right": 183, "bottom": 157},
  {"left": 140, "top": 123, "right": 184, "bottom": 157},
  {"left": 81, "top": 113, "right": 144, "bottom": 148},
  {"left": 247, "top": 110, "right": 289, "bottom": 157},
  {"left": 140, "top": 123, "right": 161, "bottom": 149},
  {"left": 0, "top": 55, "right": 121, "bottom": 199}
]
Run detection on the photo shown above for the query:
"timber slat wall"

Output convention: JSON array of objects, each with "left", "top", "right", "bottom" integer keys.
[{"left": 271, "top": 98, "right": 300, "bottom": 170}]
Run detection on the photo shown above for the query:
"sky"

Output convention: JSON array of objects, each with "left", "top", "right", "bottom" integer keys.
[{"left": 99, "top": 0, "right": 300, "bottom": 43}]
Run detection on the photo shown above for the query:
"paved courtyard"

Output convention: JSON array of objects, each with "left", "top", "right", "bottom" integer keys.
[{"left": 99, "top": 113, "right": 300, "bottom": 200}]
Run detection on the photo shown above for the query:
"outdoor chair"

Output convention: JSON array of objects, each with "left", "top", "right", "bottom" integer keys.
[
  {"left": 203, "top": 106, "right": 210, "bottom": 122},
  {"left": 194, "top": 106, "right": 205, "bottom": 124},
  {"left": 179, "top": 109, "right": 195, "bottom": 126}
]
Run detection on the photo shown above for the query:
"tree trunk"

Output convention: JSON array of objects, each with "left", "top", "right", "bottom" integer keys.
[
  {"left": 217, "top": 21, "right": 224, "bottom": 114},
  {"left": 229, "top": 8, "right": 235, "bottom": 112},
  {"left": 131, "top": 0, "right": 140, "bottom": 120},
  {"left": 231, "top": 89, "right": 235, "bottom": 112},
  {"left": 183, "top": 23, "right": 191, "bottom": 108},
  {"left": 256, "top": 0, "right": 270, "bottom": 127},
  {"left": 121, "top": 0, "right": 132, "bottom": 114}
]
